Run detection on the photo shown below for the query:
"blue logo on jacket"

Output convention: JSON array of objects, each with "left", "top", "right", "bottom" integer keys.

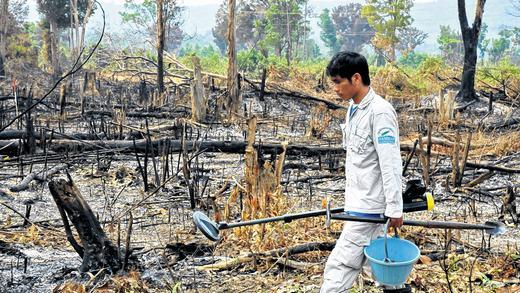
[{"left": 377, "top": 127, "right": 396, "bottom": 144}]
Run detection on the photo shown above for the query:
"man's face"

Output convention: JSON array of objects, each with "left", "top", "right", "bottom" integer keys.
[{"left": 330, "top": 74, "right": 361, "bottom": 101}]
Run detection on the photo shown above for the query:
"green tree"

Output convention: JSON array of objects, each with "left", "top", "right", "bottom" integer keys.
[
  {"left": 397, "top": 51, "right": 429, "bottom": 68},
  {"left": 318, "top": 8, "right": 337, "bottom": 55},
  {"left": 257, "top": 0, "right": 311, "bottom": 65},
  {"left": 331, "top": 3, "right": 374, "bottom": 53},
  {"left": 361, "top": 0, "right": 413, "bottom": 61},
  {"left": 437, "top": 25, "right": 464, "bottom": 65},
  {"left": 396, "top": 27, "right": 427, "bottom": 56},
  {"left": 120, "top": 0, "right": 184, "bottom": 52},
  {"left": 509, "top": 28, "right": 520, "bottom": 64},
  {"left": 212, "top": 0, "right": 263, "bottom": 55},
  {"left": 477, "top": 23, "right": 489, "bottom": 60},
  {"left": 488, "top": 29, "right": 512, "bottom": 62},
  {"left": 0, "top": 0, "right": 31, "bottom": 77},
  {"left": 212, "top": 2, "right": 228, "bottom": 55},
  {"left": 486, "top": 27, "right": 520, "bottom": 64},
  {"left": 37, "top": 0, "right": 92, "bottom": 77}
]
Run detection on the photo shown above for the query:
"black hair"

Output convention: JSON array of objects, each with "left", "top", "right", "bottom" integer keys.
[{"left": 326, "top": 51, "right": 370, "bottom": 86}]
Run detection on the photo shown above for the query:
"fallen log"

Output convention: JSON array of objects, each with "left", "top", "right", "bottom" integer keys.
[
  {"left": 9, "top": 163, "right": 68, "bottom": 192},
  {"left": 197, "top": 241, "right": 335, "bottom": 271},
  {"left": 484, "top": 117, "right": 520, "bottom": 131},
  {"left": 43, "top": 138, "right": 345, "bottom": 157},
  {"left": 49, "top": 177, "right": 122, "bottom": 272},
  {"left": 77, "top": 109, "right": 189, "bottom": 119},
  {"left": 46, "top": 139, "right": 520, "bottom": 173},
  {"left": 0, "top": 129, "right": 110, "bottom": 141}
]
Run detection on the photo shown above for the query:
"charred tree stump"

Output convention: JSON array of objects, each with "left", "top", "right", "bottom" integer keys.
[
  {"left": 49, "top": 177, "right": 121, "bottom": 272},
  {"left": 499, "top": 186, "right": 518, "bottom": 224},
  {"left": 259, "top": 68, "right": 267, "bottom": 102},
  {"left": 190, "top": 56, "right": 207, "bottom": 122},
  {"left": 139, "top": 79, "right": 149, "bottom": 105},
  {"left": 83, "top": 71, "right": 97, "bottom": 94},
  {"left": 59, "top": 83, "right": 67, "bottom": 117}
]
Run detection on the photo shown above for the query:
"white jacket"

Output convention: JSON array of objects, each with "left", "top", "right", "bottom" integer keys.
[{"left": 340, "top": 88, "right": 403, "bottom": 218}]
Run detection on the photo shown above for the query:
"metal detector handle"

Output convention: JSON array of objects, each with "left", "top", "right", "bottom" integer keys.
[{"left": 403, "top": 192, "right": 435, "bottom": 212}]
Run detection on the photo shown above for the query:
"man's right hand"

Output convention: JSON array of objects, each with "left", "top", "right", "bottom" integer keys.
[{"left": 388, "top": 216, "right": 403, "bottom": 228}]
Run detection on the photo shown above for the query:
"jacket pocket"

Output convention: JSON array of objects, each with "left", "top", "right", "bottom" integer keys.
[{"left": 348, "top": 127, "right": 370, "bottom": 154}]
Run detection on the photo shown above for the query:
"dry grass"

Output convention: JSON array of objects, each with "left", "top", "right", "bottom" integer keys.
[
  {"left": 470, "top": 131, "right": 520, "bottom": 157},
  {"left": 214, "top": 116, "right": 339, "bottom": 254},
  {"left": 53, "top": 271, "right": 151, "bottom": 293},
  {"left": 306, "top": 105, "right": 332, "bottom": 139},
  {"left": 0, "top": 224, "right": 70, "bottom": 248},
  {"left": 371, "top": 66, "right": 421, "bottom": 99}
]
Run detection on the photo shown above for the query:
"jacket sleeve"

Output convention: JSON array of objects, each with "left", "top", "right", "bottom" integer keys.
[{"left": 372, "top": 109, "right": 403, "bottom": 218}]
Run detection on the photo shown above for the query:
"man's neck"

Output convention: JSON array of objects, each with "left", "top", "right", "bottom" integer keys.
[{"left": 352, "top": 86, "right": 370, "bottom": 104}]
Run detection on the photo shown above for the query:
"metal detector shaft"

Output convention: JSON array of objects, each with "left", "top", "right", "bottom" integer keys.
[
  {"left": 331, "top": 214, "right": 500, "bottom": 232},
  {"left": 217, "top": 198, "right": 433, "bottom": 229},
  {"left": 218, "top": 207, "right": 344, "bottom": 229},
  {"left": 193, "top": 196, "right": 436, "bottom": 241}
]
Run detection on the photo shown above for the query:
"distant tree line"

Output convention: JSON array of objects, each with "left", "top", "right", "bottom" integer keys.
[{"left": 1, "top": 0, "right": 519, "bottom": 102}]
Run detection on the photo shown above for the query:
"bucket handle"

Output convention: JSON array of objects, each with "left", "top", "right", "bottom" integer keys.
[{"left": 383, "top": 219, "right": 399, "bottom": 263}]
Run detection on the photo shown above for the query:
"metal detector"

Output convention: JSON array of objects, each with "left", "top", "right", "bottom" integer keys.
[{"left": 193, "top": 181, "right": 438, "bottom": 242}]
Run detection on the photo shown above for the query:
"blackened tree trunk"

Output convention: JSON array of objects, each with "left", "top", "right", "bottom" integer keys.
[
  {"left": 457, "top": 0, "right": 486, "bottom": 101},
  {"left": 49, "top": 177, "right": 121, "bottom": 272},
  {"left": 156, "top": 0, "right": 165, "bottom": 95}
]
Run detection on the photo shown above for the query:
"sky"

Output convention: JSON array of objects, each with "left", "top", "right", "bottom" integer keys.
[{"left": 27, "top": 0, "right": 219, "bottom": 19}]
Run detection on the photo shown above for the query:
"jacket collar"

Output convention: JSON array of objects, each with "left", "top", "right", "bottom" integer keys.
[{"left": 352, "top": 87, "right": 374, "bottom": 110}]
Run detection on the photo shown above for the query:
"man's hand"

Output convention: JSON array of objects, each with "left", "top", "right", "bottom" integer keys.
[{"left": 388, "top": 216, "right": 403, "bottom": 228}]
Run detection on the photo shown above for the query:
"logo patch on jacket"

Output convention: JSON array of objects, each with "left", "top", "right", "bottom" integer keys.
[{"left": 377, "top": 127, "right": 396, "bottom": 144}]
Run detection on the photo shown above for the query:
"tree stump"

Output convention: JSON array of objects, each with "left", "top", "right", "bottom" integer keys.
[
  {"left": 139, "top": 79, "right": 149, "bottom": 105},
  {"left": 49, "top": 177, "right": 121, "bottom": 272},
  {"left": 59, "top": 83, "right": 67, "bottom": 116},
  {"left": 190, "top": 55, "right": 207, "bottom": 122}
]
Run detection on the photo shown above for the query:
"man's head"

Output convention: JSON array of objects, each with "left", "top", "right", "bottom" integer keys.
[{"left": 326, "top": 51, "right": 370, "bottom": 102}]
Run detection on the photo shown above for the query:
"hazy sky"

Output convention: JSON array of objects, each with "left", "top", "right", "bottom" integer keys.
[
  {"left": 28, "top": 0, "right": 439, "bottom": 20},
  {"left": 99, "top": 0, "right": 437, "bottom": 6}
]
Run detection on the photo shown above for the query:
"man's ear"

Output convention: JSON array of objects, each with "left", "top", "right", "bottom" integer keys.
[{"left": 352, "top": 73, "right": 362, "bottom": 86}]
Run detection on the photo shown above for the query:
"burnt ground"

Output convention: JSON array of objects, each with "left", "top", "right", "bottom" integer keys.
[{"left": 0, "top": 78, "right": 519, "bottom": 292}]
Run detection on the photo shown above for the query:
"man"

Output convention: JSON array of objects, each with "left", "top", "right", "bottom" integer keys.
[{"left": 321, "top": 51, "right": 403, "bottom": 292}]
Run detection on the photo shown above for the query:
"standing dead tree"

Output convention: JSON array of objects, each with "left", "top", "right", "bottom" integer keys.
[
  {"left": 69, "top": 0, "right": 94, "bottom": 61},
  {"left": 457, "top": 0, "right": 486, "bottom": 101},
  {"left": 156, "top": 0, "right": 165, "bottom": 95},
  {"left": 225, "top": 0, "right": 240, "bottom": 118},
  {"left": 49, "top": 176, "right": 122, "bottom": 272}
]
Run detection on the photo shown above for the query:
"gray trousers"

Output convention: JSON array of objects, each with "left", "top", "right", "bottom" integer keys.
[{"left": 321, "top": 221, "right": 384, "bottom": 292}]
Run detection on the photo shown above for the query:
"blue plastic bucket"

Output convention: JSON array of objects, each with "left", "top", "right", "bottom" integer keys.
[{"left": 364, "top": 229, "right": 420, "bottom": 286}]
